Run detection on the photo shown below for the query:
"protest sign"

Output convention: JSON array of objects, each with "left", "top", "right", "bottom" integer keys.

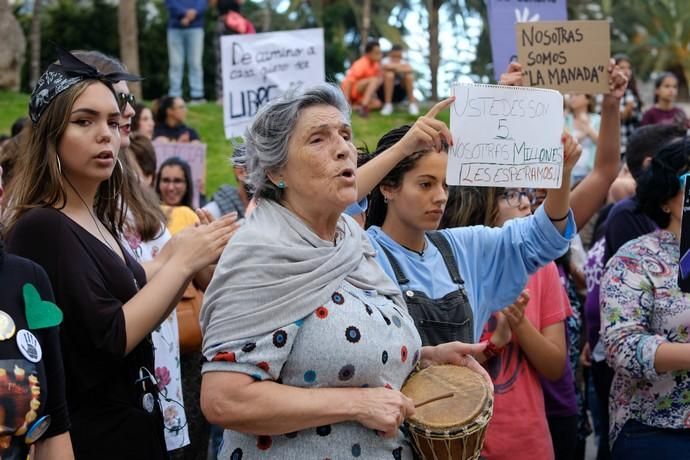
[
  {"left": 152, "top": 142, "right": 207, "bottom": 209},
  {"left": 448, "top": 83, "right": 564, "bottom": 189},
  {"left": 487, "top": 0, "right": 567, "bottom": 81},
  {"left": 221, "top": 28, "right": 325, "bottom": 138},
  {"left": 516, "top": 20, "right": 611, "bottom": 93},
  {"left": 679, "top": 175, "right": 690, "bottom": 292}
]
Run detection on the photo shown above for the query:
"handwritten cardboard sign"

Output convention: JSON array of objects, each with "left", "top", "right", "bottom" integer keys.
[
  {"left": 152, "top": 142, "right": 207, "bottom": 209},
  {"left": 487, "top": 0, "right": 567, "bottom": 81},
  {"left": 516, "top": 20, "right": 611, "bottom": 93},
  {"left": 221, "top": 28, "right": 325, "bottom": 139},
  {"left": 448, "top": 83, "right": 564, "bottom": 189},
  {"left": 679, "top": 176, "right": 690, "bottom": 292}
]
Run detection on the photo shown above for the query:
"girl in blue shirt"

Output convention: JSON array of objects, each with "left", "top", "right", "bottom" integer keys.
[{"left": 363, "top": 124, "right": 581, "bottom": 344}]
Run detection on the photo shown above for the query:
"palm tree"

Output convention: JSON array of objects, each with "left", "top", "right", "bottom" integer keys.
[
  {"left": 29, "top": 0, "right": 42, "bottom": 89},
  {"left": 610, "top": 0, "right": 690, "bottom": 99},
  {"left": 424, "top": 0, "right": 442, "bottom": 100},
  {"left": 118, "top": 0, "right": 141, "bottom": 99}
]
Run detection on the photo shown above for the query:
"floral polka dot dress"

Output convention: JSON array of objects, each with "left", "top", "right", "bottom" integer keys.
[{"left": 205, "top": 280, "right": 422, "bottom": 459}]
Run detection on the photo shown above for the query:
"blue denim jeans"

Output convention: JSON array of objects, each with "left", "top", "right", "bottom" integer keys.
[
  {"left": 167, "top": 27, "right": 205, "bottom": 99},
  {"left": 612, "top": 419, "right": 690, "bottom": 459}
]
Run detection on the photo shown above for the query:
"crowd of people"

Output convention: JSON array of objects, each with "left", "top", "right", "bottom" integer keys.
[{"left": 0, "top": 12, "right": 689, "bottom": 460}]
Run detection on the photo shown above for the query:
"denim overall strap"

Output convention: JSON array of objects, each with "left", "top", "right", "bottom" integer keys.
[{"left": 426, "top": 231, "right": 465, "bottom": 285}]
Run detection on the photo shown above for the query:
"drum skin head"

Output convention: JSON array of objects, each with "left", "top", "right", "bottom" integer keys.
[{"left": 402, "top": 365, "right": 490, "bottom": 430}]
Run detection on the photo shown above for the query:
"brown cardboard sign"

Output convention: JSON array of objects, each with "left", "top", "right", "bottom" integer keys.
[{"left": 516, "top": 20, "right": 610, "bottom": 93}]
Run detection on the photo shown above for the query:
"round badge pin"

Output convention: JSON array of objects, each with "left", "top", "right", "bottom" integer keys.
[
  {"left": 24, "top": 415, "right": 51, "bottom": 444},
  {"left": 16, "top": 330, "right": 42, "bottom": 363},
  {"left": 142, "top": 392, "right": 155, "bottom": 414},
  {"left": 0, "top": 311, "right": 16, "bottom": 340}
]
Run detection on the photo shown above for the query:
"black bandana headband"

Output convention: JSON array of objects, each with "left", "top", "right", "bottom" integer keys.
[{"left": 29, "top": 46, "right": 142, "bottom": 124}]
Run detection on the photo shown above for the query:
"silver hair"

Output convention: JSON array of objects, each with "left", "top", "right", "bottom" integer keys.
[{"left": 234, "top": 83, "right": 351, "bottom": 201}]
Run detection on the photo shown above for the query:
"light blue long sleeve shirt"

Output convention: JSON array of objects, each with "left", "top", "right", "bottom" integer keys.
[{"left": 366, "top": 205, "right": 575, "bottom": 341}]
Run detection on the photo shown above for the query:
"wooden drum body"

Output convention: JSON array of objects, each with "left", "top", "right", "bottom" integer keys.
[{"left": 401, "top": 365, "right": 493, "bottom": 460}]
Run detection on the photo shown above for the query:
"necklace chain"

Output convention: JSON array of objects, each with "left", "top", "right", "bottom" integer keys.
[
  {"left": 65, "top": 177, "right": 118, "bottom": 255},
  {"left": 401, "top": 242, "right": 426, "bottom": 257}
]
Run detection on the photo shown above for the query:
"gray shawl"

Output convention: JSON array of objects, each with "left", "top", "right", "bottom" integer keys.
[{"left": 200, "top": 199, "right": 405, "bottom": 353}]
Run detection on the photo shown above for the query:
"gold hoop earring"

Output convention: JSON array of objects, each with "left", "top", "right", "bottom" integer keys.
[{"left": 56, "top": 155, "right": 62, "bottom": 175}]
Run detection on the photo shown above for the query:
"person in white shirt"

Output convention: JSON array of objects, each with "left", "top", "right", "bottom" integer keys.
[{"left": 380, "top": 45, "right": 419, "bottom": 116}]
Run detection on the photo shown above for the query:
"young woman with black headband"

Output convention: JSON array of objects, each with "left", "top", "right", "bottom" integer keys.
[{"left": 4, "top": 48, "right": 236, "bottom": 459}]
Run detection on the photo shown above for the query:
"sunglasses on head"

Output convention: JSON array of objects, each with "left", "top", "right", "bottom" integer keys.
[{"left": 117, "top": 92, "right": 136, "bottom": 112}]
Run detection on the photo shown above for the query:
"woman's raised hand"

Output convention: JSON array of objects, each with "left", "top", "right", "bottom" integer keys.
[
  {"left": 195, "top": 208, "right": 221, "bottom": 226},
  {"left": 502, "top": 289, "right": 530, "bottom": 330},
  {"left": 561, "top": 131, "right": 583, "bottom": 179},
  {"left": 424, "top": 342, "right": 493, "bottom": 389},
  {"left": 169, "top": 212, "right": 241, "bottom": 274},
  {"left": 499, "top": 62, "right": 524, "bottom": 87},
  {"left": 353, "top": 387, "right": 416, "bottom": 438},
  {"left": 607, "top": 59, "right": 628, "bottom": 99},
  {"left": 490, "top": 312, "right": 512, "bottom": 348},
  {"left": 395, "top": 98, "right": 455, "bottom": 155}
]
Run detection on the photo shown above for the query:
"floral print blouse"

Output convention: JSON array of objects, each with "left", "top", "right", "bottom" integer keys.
[{"left": 601, "top": 230, "right": 690, "bottom": 446}]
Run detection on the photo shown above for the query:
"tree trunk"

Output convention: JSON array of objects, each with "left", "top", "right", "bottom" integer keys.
[
  {"left": 426, "top": 0, "right": 441, "bottom": 101},
  {"left": 262, "top": 0, "right": 272, "bottom": 32},
  {"left": 118, "top": 0, "right": 142, "bottom": 99},
  {"left": 29, "top": 0, "right": 42, "bottom": 89},
  {"left": 360, "top": 0, "right": 371, "bottom": 52}
]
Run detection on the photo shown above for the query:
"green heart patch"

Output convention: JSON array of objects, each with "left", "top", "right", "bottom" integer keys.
[{"left": 23, "top": 283, "right": 63, "bottom": 329}]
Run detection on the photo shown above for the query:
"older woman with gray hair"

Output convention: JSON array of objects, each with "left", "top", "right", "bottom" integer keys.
[{"left": 200, "top": 84, "right": 486, "bottom": 458}]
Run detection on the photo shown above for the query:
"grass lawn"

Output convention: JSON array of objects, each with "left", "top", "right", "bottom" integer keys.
[{"left": 0, "top": 90, "right": 449, "bottom": 195}]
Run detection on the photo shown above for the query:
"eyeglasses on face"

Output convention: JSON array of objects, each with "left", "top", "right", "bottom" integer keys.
[
  {"left": 160, "top": 177, "right": 186, "bottom": 186},
  {"left": 117, "top": 92, "right": 136, "bottom": 112},
  {"left": 501, "top": 188, "right": 536, "bottom": 208}
]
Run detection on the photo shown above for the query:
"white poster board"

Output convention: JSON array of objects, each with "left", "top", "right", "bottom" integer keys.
[
  {"left": 448, "top": 83, "right": 564, "bottom": 189},
  {"left": 221, "top": 28, "right": 326, "bottom": 139},
  {"left": 152, "top": 142, "right": 207, "bottom": 209}
]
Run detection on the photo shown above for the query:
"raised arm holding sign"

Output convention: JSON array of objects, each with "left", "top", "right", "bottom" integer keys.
[
  {"left": 356, "top": 98, "right": 454, "bottom": 199},
  {"left": 499, "top": 60, "right": 629, "bottom": 229}
]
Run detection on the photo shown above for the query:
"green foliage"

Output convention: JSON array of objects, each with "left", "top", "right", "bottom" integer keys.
[
  {"left": 15, "top": 0, "right": 241, "bottom": 100},
  {"left": 278, "top": 1, "right": 357, "bottom": 78},
  {"left": 0, "top": 91, "right": 29, "bottom": 136},
  {"left": 571, "top": 0, "right": 690, "bottom": 99},
  {"left": 16, "top": 0, "right": 120, "bottom": 92},
  {"left": 610, "top": 0, "right": 690, "bottom": 81},
  {"left": 137, "top": 0, "right": 171, "bottom": 99}
]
